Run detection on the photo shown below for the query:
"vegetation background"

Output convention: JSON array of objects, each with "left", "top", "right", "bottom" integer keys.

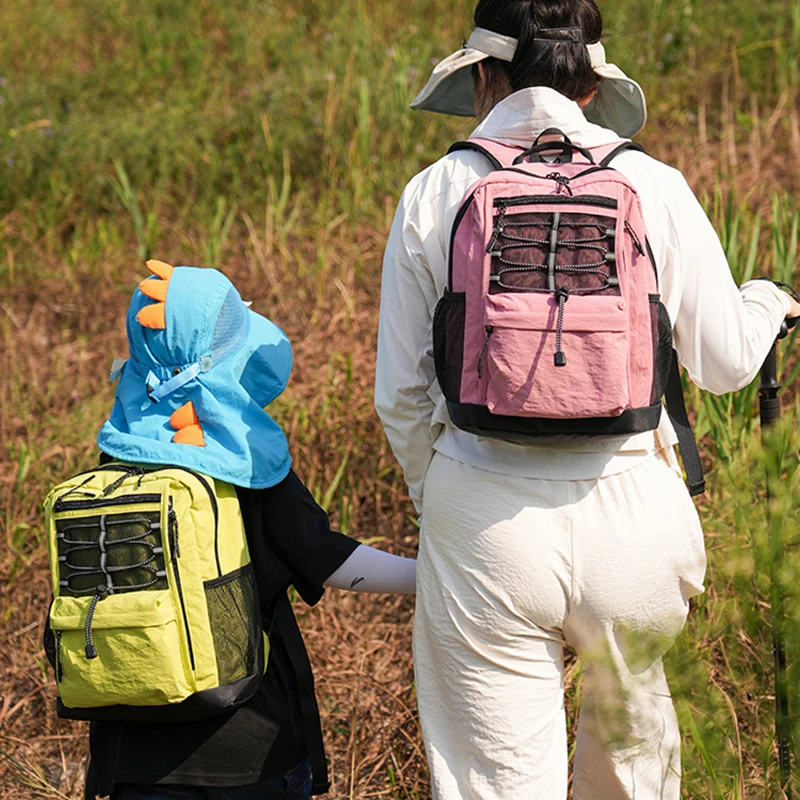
[{"left": 1, "top": 0, "right": 799, "bottom": 797}]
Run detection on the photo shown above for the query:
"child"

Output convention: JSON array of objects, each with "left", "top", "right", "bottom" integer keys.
[{"left": 73, "top": 260, "right": 416, "bottom": 799}]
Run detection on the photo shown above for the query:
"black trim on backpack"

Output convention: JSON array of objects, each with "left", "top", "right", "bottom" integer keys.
[
  {"left": 58, "top": 669, "right": 264, "bottom": 721},
  {"left": 599, "top": 141, "right": 646, "bottom": 168},
  {"left": 566, "top": 142, "right": 647, "bottom": 182},
  {"left": 663, "top": 351, "right": 706, "bottom": 496},
  {"left": 513, "top": 128, "right": 596, "bottom": 165},
  {"left": 274, "top": 595, "right": 330, "bottom": 795},
  {"left": 448, "top": 401, "right": 663, "bottom": 438},
  {"left": 447, "top": 141, "right": 504, "bottom": 171}
]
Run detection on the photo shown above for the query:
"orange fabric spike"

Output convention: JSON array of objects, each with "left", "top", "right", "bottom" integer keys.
[
  {"left": 172, "top": 424, "right": 206, "bottom": 447},
  {"left": 169, "top": 401, "right": 200, "bottom": 431},
  {"left": 136, "top": 302, "right": 166, "bottom": 329},
  {"left": 146, "top": 259, "right": 175, "bottom": 280},
  {"left": 139, "top": 278, "right": 168, "bottom": 302}
]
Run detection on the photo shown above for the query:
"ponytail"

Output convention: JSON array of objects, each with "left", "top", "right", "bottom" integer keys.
[{"left": 474, "top": 0, "right": 602, "bottom": 102}]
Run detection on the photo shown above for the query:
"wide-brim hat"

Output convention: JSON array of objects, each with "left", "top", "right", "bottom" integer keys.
[
  {"left": 410, "top": 28, "right": 647, "bottom": 139},
  {"left": 97, "top": 261, "right": 292, "bottom": 489}
]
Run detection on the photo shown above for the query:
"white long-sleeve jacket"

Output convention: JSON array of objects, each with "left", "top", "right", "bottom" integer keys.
[{"left": 375, "top": 87, "right": 791, "bottom": 512}]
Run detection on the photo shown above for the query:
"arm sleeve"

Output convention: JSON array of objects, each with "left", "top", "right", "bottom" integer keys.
[
  {"left": 260, "top": 471, "right": 360, "bottom": 606},
  {"left": 323, "top": 544, "right": 416, "bottom": 594},
  {"left": 374, "top": 180, "right": 444, "bottom": 514},
  {"left": 667, "top": 174, "right": 791, "bottom": 394}
]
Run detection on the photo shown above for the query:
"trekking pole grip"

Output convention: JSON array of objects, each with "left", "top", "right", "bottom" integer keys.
[{"left": 758, "top": 343, "right": 781, "bottom": 431}]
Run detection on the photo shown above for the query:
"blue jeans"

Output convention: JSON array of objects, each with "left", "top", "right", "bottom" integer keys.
[{"left": 111, "top": 759, "right": 312, "bottom": 800}]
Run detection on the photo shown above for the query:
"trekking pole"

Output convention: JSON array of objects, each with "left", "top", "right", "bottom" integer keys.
[{"left": 758, "top": 293, "right": 799, "bottom": 799}]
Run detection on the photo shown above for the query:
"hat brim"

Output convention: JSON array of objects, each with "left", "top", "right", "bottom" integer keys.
[
  {"left": 410, "top": 47, "right": 488, "bottom": 117},
  {"left": 583, "top": 64, "right": 647, "bottom": 139},
  {"left": 234, "top": 308, "right": 293, "bottom": 408},
  {"left": 410, "top": 45, "right": 647, "bottom": 138}
]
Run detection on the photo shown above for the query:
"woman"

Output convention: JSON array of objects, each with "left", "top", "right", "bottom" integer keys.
[{"left": 374, "top": 1, "right": 800, "bottom": 799}]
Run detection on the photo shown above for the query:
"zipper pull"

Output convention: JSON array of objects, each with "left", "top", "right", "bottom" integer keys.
[
  {"left": 477, "top": 326, "right": 494, "bottom": 378},
  {"left": 486, "top": 207, "right": 506, "bottom": 253},
  {"left": 546, "top": 173, "right": 573, "bottom": 196},
  {"left": 169, "top": 497, "right": 180, "bottom": 558},
  {"left": 55, "top": 631, "right": 63, "bottom": 682},
  {"left": 84, "top": 584, "right": 110, "bottom": 659},
  {"left": 102, "top": 467, "right": 145, "bottom": 496},
  {"left": 624, "top": 221, "right": 645, "bottom": 256},
  {"left": 553, "top": 288, "right": 570, "bottom": 367}
]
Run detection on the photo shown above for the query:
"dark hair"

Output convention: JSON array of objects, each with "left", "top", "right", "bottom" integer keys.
[{"left": 474, "top": 0, "right": 602, "bottom": 103}]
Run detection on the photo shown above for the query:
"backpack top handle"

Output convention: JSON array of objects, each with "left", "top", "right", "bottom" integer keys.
[{"left": 513, "top": 128, "right": 597, "bottom": 165}]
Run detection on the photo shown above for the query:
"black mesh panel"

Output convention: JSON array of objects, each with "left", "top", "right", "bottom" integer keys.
[
  {"left": 204, "top": 564, "right": 260, "bottom": 685},
  {"left": 489, "top": 212, "right": 620, "bottom": 295},
  {"left": 56, "top": 510, "right": 167, "bottom": 596},
  {"left": 650, "top": 297, "right": 673, "bottom": 404},
  {"left": 433, "top": 292, "right": 466, "bottom": 402}
]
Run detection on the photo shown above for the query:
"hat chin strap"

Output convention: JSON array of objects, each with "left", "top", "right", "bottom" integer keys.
[{"left": 145, "top": 356, "right": 213, "bottom": 403}]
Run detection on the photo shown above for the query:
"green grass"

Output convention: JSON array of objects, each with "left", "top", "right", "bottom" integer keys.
[{"left": 1, "top": 0, "right": 800, "bottom": 797}]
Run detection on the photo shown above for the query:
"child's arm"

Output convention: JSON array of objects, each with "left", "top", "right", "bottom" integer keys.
[{"left": 323, "top": 544, "right": 416, "bottom": 594}]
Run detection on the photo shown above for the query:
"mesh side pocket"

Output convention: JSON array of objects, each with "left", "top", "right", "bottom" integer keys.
[
  {"left": 433, "top": 291, "right": 466, "bottom": 402},
  {"left": 649, "top": 296, "right": 673, "bottom": 404},
  {"left": 204, "top": 564, "right": 260, "bottom": 686}
]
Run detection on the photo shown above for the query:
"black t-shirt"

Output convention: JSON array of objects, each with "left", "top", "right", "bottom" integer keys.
[{"left": 89, "top": 470, "right": 360, "bottom": 794}]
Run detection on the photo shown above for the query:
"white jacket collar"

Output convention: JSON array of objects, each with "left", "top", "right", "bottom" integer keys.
[{"left": 470, "top": 86, "right": 623, "bottom": 148}]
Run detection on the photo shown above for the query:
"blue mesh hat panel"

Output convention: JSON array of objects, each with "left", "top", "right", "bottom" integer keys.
[{"left": 211, "top": 288, "right": 250, "bottom": 366}]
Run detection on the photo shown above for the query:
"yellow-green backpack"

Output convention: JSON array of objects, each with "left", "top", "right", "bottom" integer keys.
[{"left": 43, "top": 461, "right": 266, "bottom": 720}]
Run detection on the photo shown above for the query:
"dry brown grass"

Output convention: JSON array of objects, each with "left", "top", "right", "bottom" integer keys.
[{"left": 2, "top": 90, "right": 800, "bottom": 798}]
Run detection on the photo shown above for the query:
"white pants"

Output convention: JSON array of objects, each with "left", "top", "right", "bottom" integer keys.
[{"left": 413, "top": 450, "right": 706, "bottom": 800}]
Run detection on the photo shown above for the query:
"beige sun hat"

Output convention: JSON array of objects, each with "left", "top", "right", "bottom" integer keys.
[{"left": 410, "top": 28, "right": 647, "bottom": 139}]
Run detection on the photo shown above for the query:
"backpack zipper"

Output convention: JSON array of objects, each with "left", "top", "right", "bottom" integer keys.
[
  {"left": 55, "top": 631, "right": 63, "bottom": 681},
  {"left": 486, "top": 206, "right": 506, "bottom": 254},
  {"left": 168, "top": 497, "right": 196, "bottom": 671},
  {"left": 54, "top": 493, "right": 161, "bottom": 512},
  {"left": 624, "top": 221, "right": 645, "bottom": 256},
  {"left": 545, "top": 173, "right": 573, "bottom": 196},
  {"left": 477, "top": 327, "right": 494, "bottom": 379},
  {"left": 495, "top": 195, "right": 617, "bottom": 210},
  {"left": 170, "top": 467, "right": 221, "bottom": 576}
]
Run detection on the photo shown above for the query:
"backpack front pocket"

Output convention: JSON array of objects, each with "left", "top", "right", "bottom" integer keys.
[
  {"left": 49, "top": 590, "right": 193, "bottom": 708},
  {"left": 481, "top": 293, "right": 630, "bottom": 418},
  {"left": 48, "top": 496, "right": 196, "bottom": 709}
]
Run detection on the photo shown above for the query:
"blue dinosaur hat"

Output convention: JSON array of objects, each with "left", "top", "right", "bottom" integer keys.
[{"left": 97, "top": 261, "right": 292, "bottom": 488}]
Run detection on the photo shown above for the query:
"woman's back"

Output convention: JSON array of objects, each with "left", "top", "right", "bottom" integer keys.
[{"left": 376, "top": 85, "right": 792, "bottom": 508}]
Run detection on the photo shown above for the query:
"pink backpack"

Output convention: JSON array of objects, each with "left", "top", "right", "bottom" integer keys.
[{"left": 433, "top": 130, "right": 705, "bottom": 494}]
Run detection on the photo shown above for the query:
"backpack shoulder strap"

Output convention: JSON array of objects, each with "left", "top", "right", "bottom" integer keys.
[
  {"left": 664, "top": 350, "right": 706, "bottom": 496},
  {"left": 447, "top": 138, "right": 525, "bottom": 171},
  {"left": 597, "top": 141, "right": 646, "bottom": 168}
]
